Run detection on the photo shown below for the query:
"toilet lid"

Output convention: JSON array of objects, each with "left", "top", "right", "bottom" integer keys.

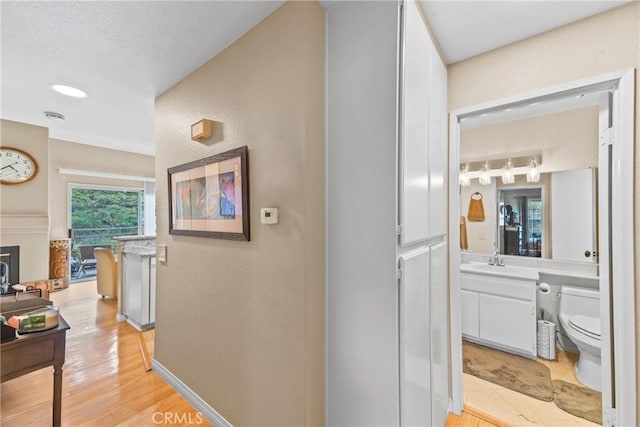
[{"left": 569, "top": 315, "right": 601, "bottom": 340}]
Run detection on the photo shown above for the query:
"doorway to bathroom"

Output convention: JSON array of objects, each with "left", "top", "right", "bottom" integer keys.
[{"left": 449, "top": 70, "right": 636, "bottom": 427}]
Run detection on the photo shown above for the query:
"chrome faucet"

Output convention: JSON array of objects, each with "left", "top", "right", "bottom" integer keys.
[{"left": 488, "top": 248, "right": 505, "bottom": 267}]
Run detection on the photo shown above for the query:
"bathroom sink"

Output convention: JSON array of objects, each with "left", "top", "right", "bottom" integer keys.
[{"left": 460, "top": 262, "right": 539, "bottom": 281}]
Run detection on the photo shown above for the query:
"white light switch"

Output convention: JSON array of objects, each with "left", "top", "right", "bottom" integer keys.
[
  {"left": 261, "top": 208, "right": 279, "bottom": 224},
  {"left": 158, "top": 245, "right": 167, "bottom": 262}
]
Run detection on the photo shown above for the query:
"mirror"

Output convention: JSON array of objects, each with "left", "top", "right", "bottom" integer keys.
[{"left": 459, "top": 98, "right": 599, "bottom": 263}]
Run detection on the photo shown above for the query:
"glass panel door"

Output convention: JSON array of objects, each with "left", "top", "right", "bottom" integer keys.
[{"left": 68, "top": 185, "right": 143, "bottom": 281}]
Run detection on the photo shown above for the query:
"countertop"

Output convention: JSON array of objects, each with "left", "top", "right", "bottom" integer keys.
[
  {"left": 122, "top": 245, "right": 156, "bottom": 257},
  {"left": 113, "top": 235, "right": 156, "bottom": 242}
]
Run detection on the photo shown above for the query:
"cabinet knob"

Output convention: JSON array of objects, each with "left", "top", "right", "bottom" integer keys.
[{"left": 584, "top": 250, "right": 591, "bottom": 258}]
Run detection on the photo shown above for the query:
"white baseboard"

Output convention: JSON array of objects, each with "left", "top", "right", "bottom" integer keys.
[{"left": 152, "top": 359, "right": 232, "bottom": 427}]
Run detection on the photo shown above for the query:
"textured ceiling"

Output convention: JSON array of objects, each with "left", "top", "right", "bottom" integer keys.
[
  {"left": 0, "top": 1, "right": 284, "bottom": 155},
  {"left": 0, "top": 1, "right": 630, "bottom": 155}
]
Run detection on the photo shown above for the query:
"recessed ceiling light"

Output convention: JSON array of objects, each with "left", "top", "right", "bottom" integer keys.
[
  {"left": 505, "top": 108, "right": 513, "bottom": 112},
  {"left": 44, "top": 111, "right": 65, "bottom": 121},
  {"left": 530, "top": 102, "right": 540, "bottom": 106},
  {"left": 50, "top": 83, "right": 87, "bottom": 98},
  {"left": 481, "top": 113, "right": 489, "bottom": 117}
]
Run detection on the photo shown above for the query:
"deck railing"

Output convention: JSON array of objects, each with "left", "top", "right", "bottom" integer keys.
[{"left": 71, "top": 226, "right": 139, "bottom": 252}]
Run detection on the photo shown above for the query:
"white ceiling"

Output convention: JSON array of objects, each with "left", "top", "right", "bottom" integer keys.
[
  {"left": 1, "top": 1, "right": 284, "bottom": 155},
  {"left": 419, "top": 0, "right": 629, "bottom": 64},
  {"left": 0, "top": 1, "right": 629, "bottom": 155}
]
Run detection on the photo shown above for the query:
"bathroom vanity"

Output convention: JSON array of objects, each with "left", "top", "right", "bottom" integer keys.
[{"left": 460, "top": 263, "right": 539, "bottom": 358}]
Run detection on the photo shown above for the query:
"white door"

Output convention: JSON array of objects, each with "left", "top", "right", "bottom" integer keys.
[
  {"left": 429, "top": 242, "right": 449, "bottom": 426},
  {"left": 399, "top": 248, "right": 431, "bottom": 426},
  {"left": 399, "top": 0, "right": 431, "bottom": 247},
  {"left": 428, "top": 39, "right": 447, "bottom": 238},
  {"left": 551, "top": 169, "right": 596, "bottom": 262},
  {"left": 598, "top": 94, "right": 614, "bottom": 425},
  {"left": 478, "top": 294, "right": 536, "bottom": 356}
]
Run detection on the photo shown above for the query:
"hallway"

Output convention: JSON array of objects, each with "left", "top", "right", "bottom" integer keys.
[{"left": 1, "top": 281, "right": 207, "bottom": 426}]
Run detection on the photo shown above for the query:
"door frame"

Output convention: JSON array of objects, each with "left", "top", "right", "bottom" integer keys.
[{"left": 448, "top": 69, "right": 636, "bottom": 426}]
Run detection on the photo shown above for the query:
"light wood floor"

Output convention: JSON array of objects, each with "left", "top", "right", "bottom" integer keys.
[
  {"left": 1, "top": 281, "right": 210, "bottom": 426},
  {"left": 445, "top": 405, "right": 511, "bottom": 427}
]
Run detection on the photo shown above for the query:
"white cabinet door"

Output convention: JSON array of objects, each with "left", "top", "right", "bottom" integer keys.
[
  {"left": 399, "top": 248, "right": 431, "bottom": 426},
  {"left": 399, "top": 0, "right": 431, "bottom": 247},
  {"left": 551, "top": 169, "right": 596, "bottom": 262},
  {"left": 428, "top": 40, "right": 447, "bottom": 238},
  {"left": 150, "top": 257, "right": 156, "bottom": 324},
  {"left": 123, "top": 254, "right": 143, "bottom": 324},
  {"left": 429, "top": 242, "right": 449, "bottom": 427},
  {"left": 478, "top": 294, "right": 535, "bottom": 356},
  {"left": 461, "top": 290, "right": 479, "bottom": 338}
]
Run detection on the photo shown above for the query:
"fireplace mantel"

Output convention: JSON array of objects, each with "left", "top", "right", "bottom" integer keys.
[
  {"left": 0, "top": 214, "right": 49, "bottom": 235},
  {"left": 0, "top": 214, "right": 49, "bottom": 283}
]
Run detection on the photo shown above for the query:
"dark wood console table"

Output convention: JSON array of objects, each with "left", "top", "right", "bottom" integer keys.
[{"left": 1, "top": 316, "right": 70, "bottom": 427}]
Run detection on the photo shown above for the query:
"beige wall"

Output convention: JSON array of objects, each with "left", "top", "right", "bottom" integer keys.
[
  {"left": 449, "top": 1, "right": 640, "bottom": 416},
  {"left": 48, "top": 138, "right": 155, "bottom": 239},
  {"left": 0, "top": 119, "right": 155, "bottom": 283},
  {"left": 461, "top": 106, "right": 599, "bottom": 173},
  {"left": 0, "top": 119, "right": 50, "bottom": 281},
  {"left": 154, "top": 2, "right": 324, "bottom": 425}
]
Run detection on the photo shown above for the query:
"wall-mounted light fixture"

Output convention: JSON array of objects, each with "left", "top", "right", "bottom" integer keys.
[
  {"left": 502, "top": 159, "right": 515, "bottom": 184},
  {"left": 459, "top": 155, "right": 543, "bottom": 187},
  {"left": 191, "top": 119, "right": 213, "bottom": 142},
  {"left": 459, "top": 164, "right": 471, "bottom": 187},
  {"left": 478, "top": 162, "right": 491, "bottom": 186},
  {"left": 526, "top": 157, "right": 540, "bottom": 183}
]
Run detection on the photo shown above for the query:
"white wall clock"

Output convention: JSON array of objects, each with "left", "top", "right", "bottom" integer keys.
[{"left": 0, "top": 146, "right": 39, "bottom": 185}]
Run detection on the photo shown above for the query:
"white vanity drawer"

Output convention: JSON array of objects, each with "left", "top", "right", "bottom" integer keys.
[{"left": 460, "top": 272, "right": 535, "bottom": 301}]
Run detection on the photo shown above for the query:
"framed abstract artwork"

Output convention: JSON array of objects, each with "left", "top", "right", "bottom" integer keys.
[{"left": 168, "top": 146, "right": 249, "bottom": 240}]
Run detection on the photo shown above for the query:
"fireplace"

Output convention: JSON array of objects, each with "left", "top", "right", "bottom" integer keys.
[{"left": 0, "top": 246, "right": 19, "bottom": 294}]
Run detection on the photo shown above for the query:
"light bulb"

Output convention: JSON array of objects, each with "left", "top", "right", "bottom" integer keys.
[
  {"left": 527, "top": 157, "right": 540, "bottom": 183},
  {"left": 502, "top": 160, "right": 515, "bottom": 184},
  {"left": 479, "top": 162, "right": 491, "bottom": 186},
  {"left": 459, "top": 164, "right": 471, "bottom": 187}
]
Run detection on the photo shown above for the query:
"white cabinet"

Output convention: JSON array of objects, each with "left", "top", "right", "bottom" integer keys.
[
  {"left": 428, "top": 40, "right": 448, "bottom": 238},
  {"left": 400, "top": 0, "right": 431, "bottom": 247},
  {"left": 123, "top": 252, "right": 156, "bottom": 330},
  {"left": 326, "top": 1, "right": 449, "bottom": 425},
  {"left": 461, "top": 272, "right": 537, "bottom": 358},
  {"left": 429, "top": 241, "right": 449, "bottom": 427},
  {"left": 461, "top": 290, "right": 479, "bottom": 338},
  {"left": 479, "top": 294, "right": 535, "bottom": 354},
  {"left": 399, "top": 248, "right": 431, "bottom": 426},
  {"left": 399, "top": 1, "right": 448, "bottom": 246}
]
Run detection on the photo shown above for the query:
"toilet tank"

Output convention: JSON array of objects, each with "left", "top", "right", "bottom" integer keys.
[{"left": 559, "top": 286, "right": 600, "bottom": 318}]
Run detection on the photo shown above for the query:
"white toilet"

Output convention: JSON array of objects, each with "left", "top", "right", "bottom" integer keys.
[{"left": 558, "top": 286, "right": 601, "bottom": 391}]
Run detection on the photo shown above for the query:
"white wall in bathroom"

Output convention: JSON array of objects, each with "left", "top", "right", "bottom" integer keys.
[{"left": 460, "top": 106, "right": 598, "bottom": 173}]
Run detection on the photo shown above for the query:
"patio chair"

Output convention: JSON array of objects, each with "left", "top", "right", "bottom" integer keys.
[
  {"left": 76, "top": 244, "right": 110, "bottom": 277},
  {"left": 94, "top": 248, "right": 117, "bottom": 298}
]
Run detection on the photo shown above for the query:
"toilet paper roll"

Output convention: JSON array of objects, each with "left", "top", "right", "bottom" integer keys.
[{"left": 538, "top": 282, "right": 551, "bottom": 294}]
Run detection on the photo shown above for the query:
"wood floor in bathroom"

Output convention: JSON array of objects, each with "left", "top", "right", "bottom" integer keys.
[{"left": 464, "top": 350, "right": 600, "bottom": 426}]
